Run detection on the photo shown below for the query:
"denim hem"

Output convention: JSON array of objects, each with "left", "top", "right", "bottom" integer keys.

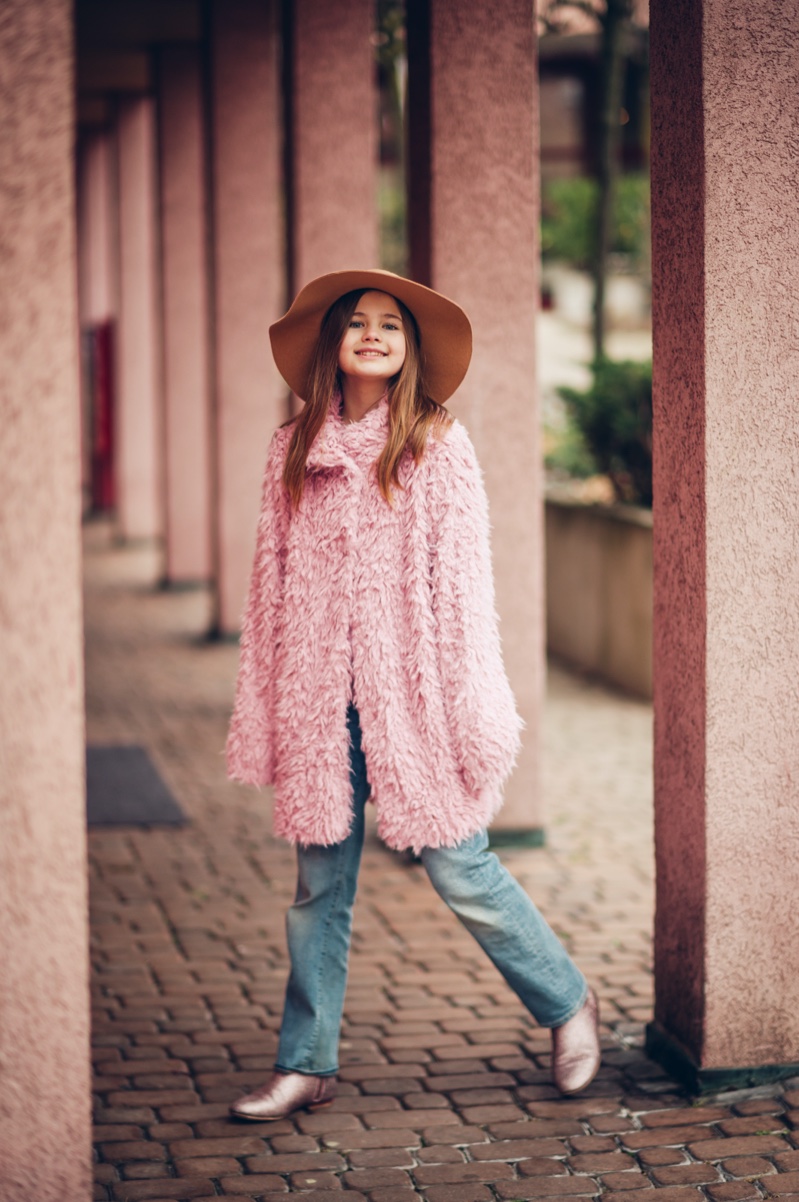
[
  {"left": 539, "top": 980, "right": 590, "bottom": 1030},
  {"left": 273, "top": 1061, "right": 339, "bottom": 1077}
]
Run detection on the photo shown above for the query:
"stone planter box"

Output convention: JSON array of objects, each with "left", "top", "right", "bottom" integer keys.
[{"left": 545, "top": 493, "right": 653, "bottom": 698}]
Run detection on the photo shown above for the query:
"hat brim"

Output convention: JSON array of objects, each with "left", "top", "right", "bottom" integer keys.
[{"left": 269, "top": 269, "right": 472, "bottom": 404}]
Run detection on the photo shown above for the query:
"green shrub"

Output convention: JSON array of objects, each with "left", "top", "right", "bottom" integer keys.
[
  {"left": 541, "top": 173, "right": 650, "bottom": 270},
  {"left": 544, "top": 419, "right": 597, "bottom": 481},
  {"left": 557, "top": 358, "right": 652, "bottom": 506}
]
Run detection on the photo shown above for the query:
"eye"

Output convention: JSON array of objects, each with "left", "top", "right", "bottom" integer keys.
[
  {"left": 349, "top": 319, "right": 364, "bottom": 328},
  {"left": 384, "top": 322, "right": 399, "bottom": 331}
]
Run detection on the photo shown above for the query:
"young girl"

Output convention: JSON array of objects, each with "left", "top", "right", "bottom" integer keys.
[{"left": 226, "top": 269, "right": 600, "bottom": 1120}]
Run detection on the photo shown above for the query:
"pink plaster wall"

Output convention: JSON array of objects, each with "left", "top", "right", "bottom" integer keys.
[
  {"left": 290, "top": 0, "right": 378, "bottom": 287},
  {"left": 158, "top": 45, "right": 212, "bottom": 582},
  {"left": 116, "top": 96, "right": 164, "bottom": 542},
  {"left": 0, "top": 1, "right": 91, "bottom": 1196},
  {"left": 210, "top": 0, "right": 285, "bottom": 634},
  {"left": 425, "top": 0, "right": 543, "bottom": 831},
  {"left": 652, "top": 0, "right": 799, "bottom": 1068}
]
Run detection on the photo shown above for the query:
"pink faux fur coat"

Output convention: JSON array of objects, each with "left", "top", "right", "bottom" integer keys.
[{"left": 226, "top": 397, "right": 522, "bottom": 853}]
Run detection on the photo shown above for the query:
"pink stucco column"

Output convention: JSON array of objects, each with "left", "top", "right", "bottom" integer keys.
[
  {"left": 158, "top": 45, "right": 212, "bottom": 582},
  {"left": 209, "top": 0, "right": 284, "bottom": 634},
  {"left": 77, "top": 131, "right": 115, "bottom": 326},
  {"left": 409, "top": 0, "right": 543, "bottom": 838},
  {"left": 0, "top": 1, "right": 91, "bottom": 1197},
  {"left": 649, "top": 0, "right": 799, "bottom": 1087},
  {"left": 115, "top": 95, "right": 163, "bottom": 542},
  {"left": 76, "top": 130, "right": 116, "bottom": 511},
  {"left": 288, "top": 0, "right": 378, "bottom": 288}
]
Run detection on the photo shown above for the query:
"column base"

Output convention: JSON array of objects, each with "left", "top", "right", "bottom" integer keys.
[
  {"left": 488, "top": 827, "right": 545, "bottom": 849},
  {"left": 646, "top": 1021, "right": 799, "bottom": 1096}
]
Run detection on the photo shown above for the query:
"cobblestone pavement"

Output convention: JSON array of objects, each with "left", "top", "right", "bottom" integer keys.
[{"left": 85, "top": 525, "right": 799, "bottom": 1201}]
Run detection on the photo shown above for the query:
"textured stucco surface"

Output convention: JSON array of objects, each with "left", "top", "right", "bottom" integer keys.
[
  {"left": 210, "top": 0, "right": 285, "bottom": 633},
  {"left": 650, "top": 0, "right": 708, "bottom": 1062},
  {"left": 290, "top": 0, "right": 378, "bottom": 288},
  {"left": 116, "top": 96, "right": 163, "bottom": 541},
  {"left": 427, "top": 0, "right": 543, "bottom": 831},
  {"left": 158, "top": 45, "right": 212, "bottom": 582},
  {"left": 652, "top": 0, "right": 799, "bottom": 1068},
  {"left": 0, "top": 1, "right": 91, "bottom": 1197}
]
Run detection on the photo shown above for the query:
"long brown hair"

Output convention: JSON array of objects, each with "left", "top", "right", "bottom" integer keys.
[{"left": 282, "top": 289, "right": 453, "bottom": 508}]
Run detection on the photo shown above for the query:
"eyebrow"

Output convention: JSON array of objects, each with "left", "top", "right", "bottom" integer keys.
[{"left": 352, "top": 310, "right": 403, "bottom": 321}]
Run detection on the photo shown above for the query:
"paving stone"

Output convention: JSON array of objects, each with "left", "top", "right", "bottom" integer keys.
[
  {"left": 167, "top": 1137, "right": 266, "bottom": 1158},
  {"left": 650, "top": 1163, "right": 722, "bottom": 1186},
  {"left": 638, "top": 1147, "right": 688, "bottom": 1167},
  {"left": 570, "top": 1135, "right": 620, "bottom": 1153},
  {"left": 94, "top": 1125, "right": 147, "bottom": 1142},
  {"left": 723, "top": 1156, "right": 778, "bottom": 1177},
  {"left": 568, "top": 1152, "right": 636, "bottom": 1172},
  {"left": 412, "top": 1159, "right": 516, "bottom": 1185},
  {"left": 622, "top": 1126, "right": 723, "bottom": 1150},
  {"left": 341, "top": 1167, "right": 412, "bottom": 1188},
  {"left": 122, "top": 1163, "right": 180, "bottom": 1182},
  {"left": 173, "top": 1156, "right": 242, "bottom": 1177},
  {"left": 245, "top": 1151, "right": 345, "bottom": 1173},
  {"left": 470, "top": 1141, "right": 566, "bottom": 1166},
  {"left": 762, "top": 1174, "right": 799, "bottom": 1195},
  {"left": 365, "top": 1189, "right": 417, "bottom": 1202},
  {"left": 719, "top": 1116, "right": 791, "bottom": 1137},
  {"left": 776, "top": 1153, "right": 799, "bottom": 1172},
  {"left": 288, "top": 1169, "right": 343, "bottom": 1189},
  {"left": 100, "top": 1142, "right": 168, "bottom": 1163},
  {"left": 493, "top": 1182, "right": 600, "bottom": 1200},
  {"left": 688, "top": 1136, "right": 791, "bottom": 1160},
  {"left": 602, "top": 1191, "right": 703, "bottom": 1202},
  {"left": 600, "top": 1170, "right": 652, "bottom": 1190},
  {"left": 422, "top": 1187, "right": 494, "bottom": 1202},
  {"left": 215, "top": 1177, "right": 287, "bottom": 1194},
  {"left": 415, "top": 1144, "right": 465, "bottom": 1163},
  {"left": 706, "top": 1184, "right": 762, "bottom": 1202},
  {"left": 111, "top": 1182, "right": 216, "bottom": 1201},
  {"left": 640, "top": 1107, "right": 731, "bottom": 1128},
  {"left": 347, "top": 1147, "right": 416, "bottom": 1169},
  {"left": 320, "top": 1128, "right": 421, "bottom": 1151}
]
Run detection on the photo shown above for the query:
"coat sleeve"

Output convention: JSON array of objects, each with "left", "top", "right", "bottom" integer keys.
[
  {"left": 427, "top": 421, "right": 523, "bottom": 797},
  {"left": 225, "top": 429, "right": 291, "bottom": 786}
]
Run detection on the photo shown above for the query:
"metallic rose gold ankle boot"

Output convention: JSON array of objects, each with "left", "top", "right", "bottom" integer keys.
[
  {"left": 230, "top": 1071, "right": 337, "bottom": 1121},
  {"left": 551, "top": 988, "right": 601, "bottom": 1095}
]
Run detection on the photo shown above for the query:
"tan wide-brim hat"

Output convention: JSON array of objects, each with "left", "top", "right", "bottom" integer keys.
[{"left": 269, "top": 268, "right": 472, "bottom": 404}]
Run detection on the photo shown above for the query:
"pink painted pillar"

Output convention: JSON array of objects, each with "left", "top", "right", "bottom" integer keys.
[
  {"left": 649, "top": 0, "right": 799, "bottom": 1087},
  {"left": 209, "top": 0, "right": 284, "bottom": 634},
  {"left": 158, "top": 45, "right": 212, "bottom": 582},
  {"left": 409, "top": 0, "right": 543, "bottom": 838},
  {"left": 77, "top": 131, "right": 115, "bottom": 327},
  {"left": 76, "top": 130, "right": 116, "bottom": 511},
  {"left": 115, "top": 95, "right": 163, "bottom": 542},
  {"left": 0, "top": 1, "right": 91, "bottom": 1197},
  {"left": 288, "top": 0, "right": 378, "bottom": 288}
]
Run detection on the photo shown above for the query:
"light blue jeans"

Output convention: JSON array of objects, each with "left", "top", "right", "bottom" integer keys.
[{"left": 275, "top": 707, "right": 587, "bottom": 1076}]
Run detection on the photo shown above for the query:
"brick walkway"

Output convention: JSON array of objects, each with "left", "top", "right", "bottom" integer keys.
[{"left": 85, "top": 525, "right": 799, "bottom": 1201}]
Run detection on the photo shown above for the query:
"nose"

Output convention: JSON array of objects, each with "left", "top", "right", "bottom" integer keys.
[{"left": 362, "top": 323, "right": 382, "bottom": 341}]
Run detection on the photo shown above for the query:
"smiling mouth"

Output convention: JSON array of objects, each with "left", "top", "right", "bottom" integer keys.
[{"left": 355, "top": 350, "right": 387, "bottom": 357}]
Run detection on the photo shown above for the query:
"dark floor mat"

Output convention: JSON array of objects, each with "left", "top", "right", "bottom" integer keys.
[{"left": 86, "top": 745, "right": 188, "bottom": 827}]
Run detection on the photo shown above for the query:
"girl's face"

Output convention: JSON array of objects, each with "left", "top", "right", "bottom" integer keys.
[{"left": 337, "top": 290, "right": 407, "bottom": 383}]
